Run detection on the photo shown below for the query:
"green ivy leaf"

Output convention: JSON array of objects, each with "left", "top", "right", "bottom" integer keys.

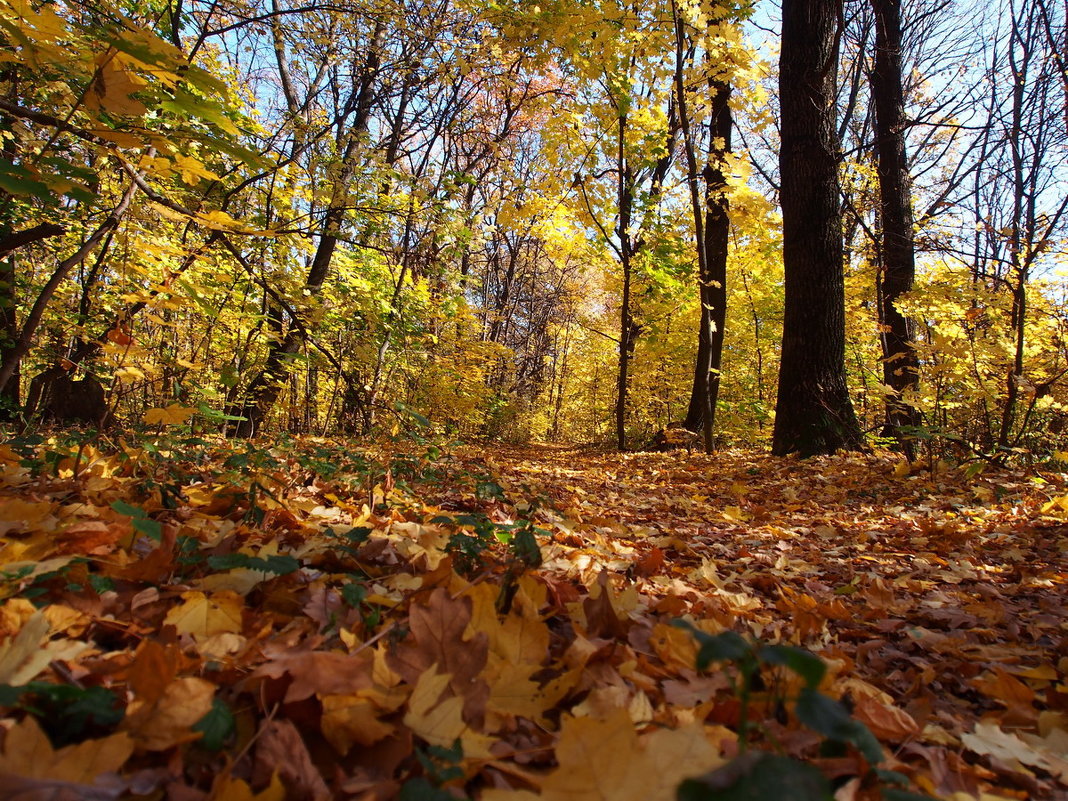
[
  {"left": 110, "top": 500, "right": 162, "bottom": 541},
  {"left": 758, "top": 644, "right": 827, "bottom": 688},
  {"left": 397, "top": 778, "right": 460, "bottom": 801},
  {"left": 677, "top": 751, "right": 832, "bottom": 801},
  {"left": 193, "top": 698, "right": 234, "bottom": 751},
  {"left": 206, "top": 553, "right": 299, "bottom": 575},
  {"left": 795, "top": 687, "right": 884, "bottom": 765}
]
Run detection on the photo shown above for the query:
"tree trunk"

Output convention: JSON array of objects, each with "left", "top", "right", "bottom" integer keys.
[
  {"left": 229, "top": 26, "right": 382, "bottom": 437},
  {"left": 772, "top": 0, "right": 865, "bottom": 457},
  {"left": 615, "top": 113, "right": 633, "bottom": 452},
  {"left": 683, "top": 79, "right": 732, "bottom": 449},
  {"left": 0, "top": 180, "right": 139, "bottom": 397},
  {"left": 0, "top": 253, "right": 19, "bottom": 417},
  {"left": 870, "top": 0, "right": 920, "bottom": 443}
]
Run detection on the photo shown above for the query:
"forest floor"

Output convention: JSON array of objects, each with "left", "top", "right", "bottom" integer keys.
[{"left": 0, "top": 434, "right": 1066, "bottom": 800}]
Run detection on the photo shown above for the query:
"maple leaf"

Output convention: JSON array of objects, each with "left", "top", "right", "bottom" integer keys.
[
  {"left": 0, "top": 715, "right": 133, "bottom": 793},
  {"left": 123, "top": 677, "right": 216, "bottom": 750},
  {"left": 249, "top": 647, "right": 375, "bottom": 702},
  {"left": 251, "top": 720, "right": 332, "bottom": 801},
  {"left": 403, "top": 665, "right": 495, "bottom": 758},
  {"left": 962, "top": 721, "right": 1061, "bottom": 777},
  {"left": 163, "top": 590, "right": 244, "bottom": 640},
  {"left": 210, "top": 773, "right": 286, "bottom": 801},
  {"left": 321, "top": 693, "right": 398, "bottom": 753},
  {"left": 388, "top": 588, "right": 490, "bottom": 722},
  {"left": 539, "top": 709, "right": 724, "bottom": 801},
  {"left": 142, "top": 403, "right": 197, "bottom": 425},
  {"left": 0, "top": 609, "right": 88, "bottom": 685}
]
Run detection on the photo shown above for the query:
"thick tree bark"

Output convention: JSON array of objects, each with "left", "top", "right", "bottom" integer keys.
[
  {"left": 870, "top": 0, "right": 920, "bottom": 442},
  {"left": 772, "top": 0, "right": 865, "bottom": 456}
]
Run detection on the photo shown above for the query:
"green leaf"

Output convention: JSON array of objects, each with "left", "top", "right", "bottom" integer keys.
[
  {"left": 677, "top": 751, "right": 832, "bottom": 801},
  {"left": 397, "top": 778, "right": 459, "bottom": 801},
  {"left": 193, "top": 698, "right": 234, "bottom": 751},
  {"left": 476, "top": 480, "right": 507, "bottom": 501},
  {"left": 160, "top": 88, "right": 239, "bottom": 135},
  {"left": 696, "top": 630, "right": 751, "bottom": 670},
  {"left": 795, "top": 687, "right": 884, "bottom": 765},
  {"left": 1, "top": 683, "right": 123, "bottom": 745},
  {"left": 758, "top": 644, "right": 827, "bottom": 688},
  {"left": 110, "top": 500, "right": 162, "bottom": 541},
  {"left": 0, "top": 163, "right": 53, "bottom": 200},
  {"left": 206, "top": 553, "right": 299, "bottom": 575},
  {"left": 262, "top": 554, "right": 300, "bottom": 574},
  {"left": 510, "top": 525, "right": 543, "bottom": 568}
]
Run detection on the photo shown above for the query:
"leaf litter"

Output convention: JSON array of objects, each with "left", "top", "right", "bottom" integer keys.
[{"left": 0, "top": 434, "right": 1065, "bottom": 800}]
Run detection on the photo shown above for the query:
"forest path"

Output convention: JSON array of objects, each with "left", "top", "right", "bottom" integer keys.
[
  {"left": 0, "top": 437, "right": 1065, "bottom": 798},
  {"left": 469, "top": 444, "right": 1068, "bottom": 795}
]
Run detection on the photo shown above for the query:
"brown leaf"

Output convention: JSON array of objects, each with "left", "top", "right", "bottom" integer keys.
[
  {"left": 123, "top": 677, "right": 215, "bottom": 751},
  {"left": 252, "top": 720, "right": 332, "bottom": 801},
  {"left": 251, "top": 648, "right": 374, "bottom": 703},
  {"left": 0, "top": 716, "right": 133, "bottom": 796},
  {"left": 852, "top": 695, "right": 920, "bottom": 743},
  {"left": 388, "top": 588, "right": 489, "bottom": 722},
  {"left": 581, "top": 571, "right": 629, "bottom": 640}
]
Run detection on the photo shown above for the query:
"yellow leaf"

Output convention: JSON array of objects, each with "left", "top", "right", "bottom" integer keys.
[
  {"left": 87, "top": 55, "right": 147, "bottom": 117},
  {"left": 0, "top": 609, "right": 88, "bottom": 684},
  {"left": 403, "top": 666, "right": 494, "bottom": 758},
  {"left": 541, "top": 709, "right": 648, "bottom": 801},
  {"left": 488, "top": 662, "right": 548, "bottom": 718},
  {"left": 962, "top": 721, "right": 1053, "bottom": 773},
  {"left": 541, "top": 710, "right": 723, "bottom": 801},
  {"left": 0, "top": 715, "right": 133, "bottom": 783},
  {"left": 143, "top": 403, "right": 196, "bottom": 425},
  {"left": 163, "top": 590, "right": 244, "bottom": 639},
  {"left": 173, "top": 154, "right": 220, "bottom": 185},
  {"left": 0, "top": 497, "right": 59, "bottom": 535},
  {"left": 404, "top": 667, "right": 465, "bottom": 746},
  {"left": 124, "top": 676, "right": 215, "bottom": 750},
  {"left": 641, "top": 723, "right": 726, "bottom": 800},
  {"left": 210, "top": 772, "right": 286, "bottom": 801},
  {"left": 321, "top": 694, "right": 397, "bottom": 753}
]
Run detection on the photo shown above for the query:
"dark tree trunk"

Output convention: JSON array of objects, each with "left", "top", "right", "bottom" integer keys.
[
  {"left": 683, "top": 80, "right": 732, "bottom": 445},
  {"left": 772, "top": 0, "right": 865, "bottom": 457},
  {"left": 227, "top": 197, "right": 346, "bottom": 437},
  {"left": 615, "top": 152, "right": 633, "bottom": 452},
  {"left": 0, "top": 254, "right": 19, "bottom": 417},
  {"left": 870, "top": 0, "right": 920, "bottom": 442}
]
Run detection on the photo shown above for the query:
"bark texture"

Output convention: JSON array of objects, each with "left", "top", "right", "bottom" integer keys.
[
  {"left": 683, "top": 80, "right": 732, "bottom": 445},
  {"left": 870, "top": 0, "right": 920, "bottom": 439},
  {"left": 772, "top": 0, "right": 865, "bottom": 456}
]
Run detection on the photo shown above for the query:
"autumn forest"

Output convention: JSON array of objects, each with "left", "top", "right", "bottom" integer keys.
[{"left": 0, "top": 0, "right": 1067, "bottom": 798}]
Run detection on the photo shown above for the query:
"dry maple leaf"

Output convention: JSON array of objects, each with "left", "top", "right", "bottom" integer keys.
[
  {"left": 164, "top": 591, "right": 245, "bottom": 640},
  {"left": 0, "top": 716, "right": 134, "bottom": 798},
  {"left": 209, "top": 772, "right": 286, "bottom": 801},
  {"left": 538, "top": 708, "right": 723, "bottom": 801},
  {"left": 123, "top": 676, "right": 216, "bottom": 751},
  {"left": 321, "top": 693, "right": 398, "bottom": 753},
  {"left": 403, "top": 665, "right": 495, "bottom": 758},
  {"left": 249, "top": 647, "right": 375, "bottom": 703},
  {"left": 0, "top": 609, "right": 87, "bottom": 685},
  {"left": 388, "top": 588, "right": 489, "bottom": 722},
  {"left": 251, "top": 719, "right": 332, "bottom": 801}
]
